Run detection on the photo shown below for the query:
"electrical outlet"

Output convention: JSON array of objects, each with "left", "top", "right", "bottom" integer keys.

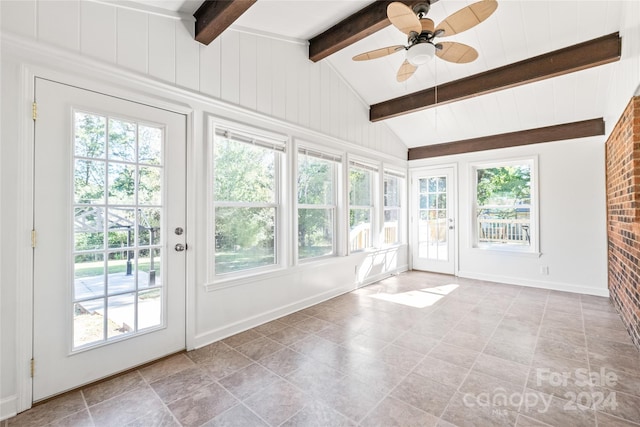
[{"left": 540, "top": 266, "right": 549, "bottom": 275}]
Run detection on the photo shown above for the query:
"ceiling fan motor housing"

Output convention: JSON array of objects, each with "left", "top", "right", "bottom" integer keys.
[{"left": 407, "top": 42, "right": 436, "bottom": 66}]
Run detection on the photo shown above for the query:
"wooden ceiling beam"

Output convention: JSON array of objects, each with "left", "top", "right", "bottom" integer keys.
[
  {"left": 408, "top": 118, "right": 605, "bottom": 160},
  {"left": 371, "top": 32, "right": 621, "bottom": 122},
  {"left": 194, "top": 0, "right": 256, "bottom": 45},
  {"left": 308, "top": 1, "right": 412, "bottom": 63}
]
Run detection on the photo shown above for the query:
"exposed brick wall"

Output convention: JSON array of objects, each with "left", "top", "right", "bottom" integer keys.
[{"left": 606, "top": 96, "right": 640, "bottom": 350}]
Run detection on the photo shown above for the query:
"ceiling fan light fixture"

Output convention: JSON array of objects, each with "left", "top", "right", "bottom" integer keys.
[{"left": 406, "top": 42, "right": 436, "bottom": 66}]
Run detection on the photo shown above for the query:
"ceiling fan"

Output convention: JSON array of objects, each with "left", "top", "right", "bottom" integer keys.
[{"left": 353, "top": 0, "right": 498, "bottom": 82}]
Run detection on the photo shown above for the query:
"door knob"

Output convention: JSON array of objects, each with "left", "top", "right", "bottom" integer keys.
[{"left": 175, "top": 243, "right": 185, "bottom": 252}]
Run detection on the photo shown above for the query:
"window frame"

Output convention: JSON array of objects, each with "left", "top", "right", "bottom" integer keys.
[
  {"left": 382, "top": 168, "right": 406, "bottom": 247},
  {"left": 208, "top": 120, "right": 288, "bottom": 282},
  {"left": 348, "top": 158, "right": 379, "bottom": 253},
  {"left": 295, "top": 145, "right": 342, "bottom": 262},
  {"left": 470, "top": 156, "right": 539, "bottom": 255}
]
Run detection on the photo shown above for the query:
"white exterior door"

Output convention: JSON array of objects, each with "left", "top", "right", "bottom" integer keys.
[
  {"left": 32, "top": 79, "right": 187, "bottom": 401},
  {"left": 411, "top": 167, "right": 456, "bottom": 274}
]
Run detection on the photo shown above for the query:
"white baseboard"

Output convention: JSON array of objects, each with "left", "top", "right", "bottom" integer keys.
[
  {"left": 193, "top": 264, "right": 410, "bottom": 349},
  {"left": 0, "top": 395, "right": 17, "bottom": 421},
  {"left": 457, "top": 270, "right": 610, "bottom": 297},
  {"left": 193, "top": 283, "right": 355, "bottom": 349}
]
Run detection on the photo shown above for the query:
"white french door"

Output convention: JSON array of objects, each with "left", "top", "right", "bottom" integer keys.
[
  {"left": 411, "top": 167, "right": 456, "bottom": 274},
  {"left": 32, "top": 79, "right": 187, "bottom": 401}
]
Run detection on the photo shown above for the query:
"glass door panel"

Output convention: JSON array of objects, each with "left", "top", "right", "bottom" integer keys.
[{"left": 412, "top": 168, "right": 455, "bottom": 274}]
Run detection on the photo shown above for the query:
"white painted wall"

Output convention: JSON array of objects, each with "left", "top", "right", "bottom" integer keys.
[
  {"left": 0, "top": 0, "right": 408, "bottom": 418},
  {"left": 411, "top": 138, "right": 608, "bottom": 296}
]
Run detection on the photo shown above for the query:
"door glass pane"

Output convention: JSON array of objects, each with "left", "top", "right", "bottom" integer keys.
[
  {"left": 139, "top": 166, "right": 162, "bottom": 205},
  {"left": 107, "top": 163, "right": 136, "bottom": 205},
  {"left": 107, "top": 208, "right": 135, "bottom": 249},
  {"left": 418, "top": 176, "right": 448, "bottom": 261},
  {"left": 108, "top": 118, "right": 136, "bottom": 162},
  {"left": 72, "top": 111, "right": 166, "bottom": 350},
  {"left": 138, "top": 248, "right": 162, "bottom": 288},
  {"left": 74, "top": 160, "right": 105, "bottom": 204},
  {"left": 107, "top": 293, "right": 136, "bottom": 338},
  {"left": 74, "top": 253, "right": 104, "bottom": 300},
  {"left": 74, "top": 299, "right": 105, "bottom": 348},
  {"left": 75, "top": 207, "right": 104, "bottom": 251},
  {"left": 75, "top": 113, "right": 106, "bottom": 158},
  {"left": 139, "top": 208, "right": 161, "bottom": 246},
  {"left": 138, "top": 289, "right": 162, "bottom": 330},
  {"left": 107, "top": 252, "right": 136, "bottom": 294},
  {"left": 139, "top": 126, "right": 162, "bottom": 165}
]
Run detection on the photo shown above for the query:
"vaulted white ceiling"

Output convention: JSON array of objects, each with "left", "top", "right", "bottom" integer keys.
[{"left": 138, "top": 1, "right": 636, "bottom": 149}]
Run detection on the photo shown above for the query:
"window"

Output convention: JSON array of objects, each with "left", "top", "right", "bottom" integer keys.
[
  {"left": 383, "top": 170, "right": 404, "bottom": 246},
  {"left": 473, "top": 159, "right": 536, "bottom": 251},
  {"left": 297, "top": 149, "right": 340, "bottom": 260},
  {"left": 212, "top": 126, "right": 285, "bottom": 275},
  {"left": 349, "top": 160, "right": 377, "bottom": 251}
]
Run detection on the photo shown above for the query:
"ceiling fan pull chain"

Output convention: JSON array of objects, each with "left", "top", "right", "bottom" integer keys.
[{"left": 435, "top": 60, "right": 438, "bottom": 132}]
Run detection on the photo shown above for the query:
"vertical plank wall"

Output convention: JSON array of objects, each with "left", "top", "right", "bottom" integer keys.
[{"left": 0, "top": 0, "right": 408, "bottom": 159}]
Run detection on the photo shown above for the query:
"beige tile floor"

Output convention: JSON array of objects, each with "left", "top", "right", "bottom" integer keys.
[{"left": 5, "top": 271, "right": 640, "bottom": 427}]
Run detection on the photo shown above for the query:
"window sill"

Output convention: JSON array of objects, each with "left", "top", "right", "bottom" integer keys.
[
  {"left": 471, "top": 246, "right": 542, "bottom": 258},
  {"left": 205, "top": 246, "right": 408, "bottom": 292},
  {"left": 206, "top": 266, "right": 289, "bottom": 292}
]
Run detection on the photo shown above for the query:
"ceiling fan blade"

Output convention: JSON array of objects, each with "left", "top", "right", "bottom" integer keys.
[
  {"left": 352, "top": 45, "right": 405, "bottom": 61},
  {"left": 387, "top": 2, "right": 422, "bottom": 35},
  {"left": 397, "top": 59, "right": 417, "bottom": 82},
  {"left": 436, "top": 42, "right": 479, "bottom": 63},
  {"left": 435, "top": 0, "right": 498, "bottom": 37}
]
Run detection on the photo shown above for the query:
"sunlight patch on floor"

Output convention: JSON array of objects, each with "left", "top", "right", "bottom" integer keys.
[{"left": 369, "top": 284, "right": 459, "bottom": 308}]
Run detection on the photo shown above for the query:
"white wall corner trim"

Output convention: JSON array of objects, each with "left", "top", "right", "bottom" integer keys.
[
  {"left": 457, "top": 270, "right": 610, "bottom": 297},
  {"left": 0, "top": 395, "right": 17, "bottom": 422}
]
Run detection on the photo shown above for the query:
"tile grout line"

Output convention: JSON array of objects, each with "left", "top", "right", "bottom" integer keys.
[
  {"left": 275, "top": 283, "right": 451, "bottom": 424},
  {"left": 137, "top": 367, "right": 183, "bottom": 426},
  {"left": 517, "top": 289, "right": 551, "bottom": 424},
  {"left": 581, "top": 294, "right": 599, "bottom": 427},
  {"left": 441, "top": 288, "right": 527, "bottom": 425},
  {"left": 343, "top": 290, "right": 445, "bottom": 425},
  {"left": 353, "top": 284, "right": 501, "bottom": 425},
  {"left": 222, "top": 340, "right": 347, "bottom": 427},
  {"left": 79, "top": 389, "right": 96, "bottom": 427},
  {"left": 391, "top": 287, "right": 504, "bottom": 423}
]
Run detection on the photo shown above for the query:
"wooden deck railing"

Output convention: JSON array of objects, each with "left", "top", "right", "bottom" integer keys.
[{"left": 478, "top": 218, "right": 529, "bottom": 244}]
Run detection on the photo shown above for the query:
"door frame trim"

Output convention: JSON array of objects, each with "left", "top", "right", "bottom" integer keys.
[
  {"left": 15, "top": 65, "right": 195, "bottom": 413},
  {"left": 409, "top": 164, "right": 459, "bottom": 275}
]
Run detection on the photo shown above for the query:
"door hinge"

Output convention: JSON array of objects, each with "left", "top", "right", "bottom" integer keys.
[
  {"left": 30, "top": 358, "right": 35, "bottom": 378},
  {"left": 31, "top": 230, "right": 37, "bottom": 248},
  {"left": 32, "top": 102, "right": 37, "bottom": 121}
]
